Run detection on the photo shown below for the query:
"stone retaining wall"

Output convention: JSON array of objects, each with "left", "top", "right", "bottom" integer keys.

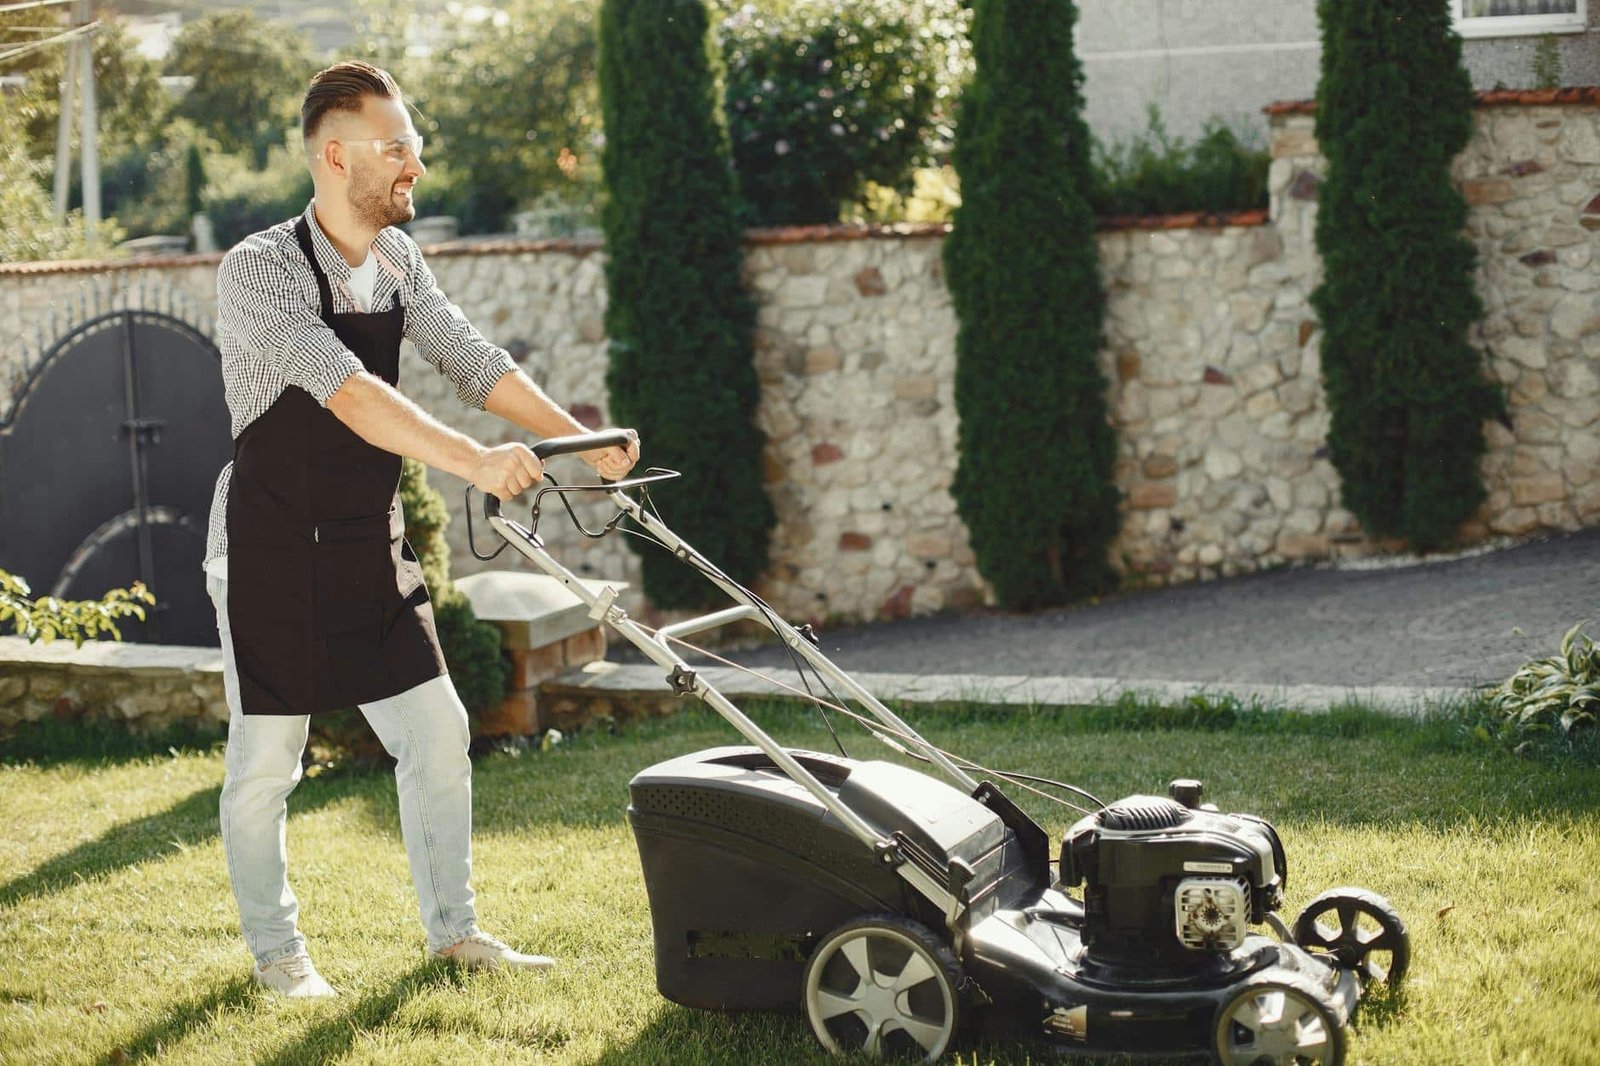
[
  {"left": 3, "top": 95, "right": 1596, "bottom": 626},
  {"left": 0, "top": 636, "right": 227, "bottom": 734}
]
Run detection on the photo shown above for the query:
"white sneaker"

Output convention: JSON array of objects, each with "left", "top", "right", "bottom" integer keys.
[
  {"left": 253, "top": 953, "right": 337, "bottom": 998},
  {"left": 435, "top": 932, "right": 555, "bottom": 971}
]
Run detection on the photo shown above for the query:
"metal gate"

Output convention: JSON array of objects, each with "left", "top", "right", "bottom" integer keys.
[{"left": 0, "top": 309, "right": 231, "bottom": 647}]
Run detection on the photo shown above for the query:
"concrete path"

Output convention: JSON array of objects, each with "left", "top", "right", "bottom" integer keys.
[{"left": 579, "top": 528, "right": 1599, "bottom": 713}]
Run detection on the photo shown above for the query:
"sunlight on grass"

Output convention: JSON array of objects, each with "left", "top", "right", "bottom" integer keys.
[{"left": 3, "top": 702, "right": 1598, "bottom": 1065}]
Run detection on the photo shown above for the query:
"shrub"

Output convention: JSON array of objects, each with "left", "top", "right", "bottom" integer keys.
[
  {"left": 943, "top": 0, "right": 1120, "bottom": 609},
  {"left": 1482, "top": 622, "right": 1599, "bottom": 752},
  {"left": 202, "top": 142, "right": 314, "bottom": 248},
  {"left": 1089, "top": 106, "right": 1269, "bottom": 217},
  {"left": 0, "top": 569, "right": 152, "bottom": 645},
  {"left": 397, "top": 459, "right": 509, "bottom": 719},
  {"left": 1310, "top": 0, "right": 1500, "bottom": 550},
  {"left": 598, "top": 0, "right": 773, "bottom": 608},
  {"left": 717, "top": 0, "right": 968, "bottom": 225}
]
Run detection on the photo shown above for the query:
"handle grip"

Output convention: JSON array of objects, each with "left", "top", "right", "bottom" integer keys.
[{"left": 482, "top": 428, "right": 636, "bottom": 518}]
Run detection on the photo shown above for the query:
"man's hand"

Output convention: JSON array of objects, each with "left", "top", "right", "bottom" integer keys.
[
  {"left": 582, "top": 431, "right": 640, "bottom": 481},
  {"left": 469, "top": 443, "right": 544, "bottom": 501}
]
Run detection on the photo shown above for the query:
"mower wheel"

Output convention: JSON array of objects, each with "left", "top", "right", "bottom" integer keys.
[
  {"left": 1212, "top": 970, "right": 1346, "bottom": 1066},
  {"left": 1291, "top": 887, "right": 1410, "bottom": 989},
  {"left": 802, "top": 914, "right": 963, "bottom": 1061}
]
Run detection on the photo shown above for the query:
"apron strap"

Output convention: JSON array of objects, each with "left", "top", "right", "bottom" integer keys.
[{"left": 293, "top": 215, "right": 336, "bottom": 317}]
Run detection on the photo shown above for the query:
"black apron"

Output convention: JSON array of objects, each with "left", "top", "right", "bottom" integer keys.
[{"left": 224, "top": 216, "right": 446, "bottom": 715}]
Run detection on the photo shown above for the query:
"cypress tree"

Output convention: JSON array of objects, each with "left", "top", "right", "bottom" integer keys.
[
  {"left": 598, "top": 0, "right": 773, "bottom": 607},
  {"left": 1311, "top": 0, "right": 1499, "bottom": 549},
  {"left": 944, "top": 0, "right": 1119, "bottom": 609}
]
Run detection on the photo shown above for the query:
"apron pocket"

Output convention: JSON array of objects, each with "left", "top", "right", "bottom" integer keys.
[{"left": 312, "top": 527, "right": 391, "bottom": 634}]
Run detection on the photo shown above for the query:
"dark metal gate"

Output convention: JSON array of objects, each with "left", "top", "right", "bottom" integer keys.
[{"left": 0, "top": 310, "right": 231, "bottom": 647}]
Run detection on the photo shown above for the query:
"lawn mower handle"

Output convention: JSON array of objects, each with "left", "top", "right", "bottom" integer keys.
[{"left": 481, "top": 428, "right": 637, "bottom": 518}]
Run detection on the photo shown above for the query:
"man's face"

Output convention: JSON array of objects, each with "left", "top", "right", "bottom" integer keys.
[{"left": 338, "top": 95, "right": 426, "bottom": 230}]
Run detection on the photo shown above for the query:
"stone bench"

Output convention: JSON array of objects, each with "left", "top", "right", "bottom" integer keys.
[{"left": 456, "top": 571, "right": 628, "bottom": 736}]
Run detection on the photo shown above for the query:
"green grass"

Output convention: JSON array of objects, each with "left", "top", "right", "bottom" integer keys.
[{"left": 3, "top": 699, "right": 1599, "bottom": 1065}]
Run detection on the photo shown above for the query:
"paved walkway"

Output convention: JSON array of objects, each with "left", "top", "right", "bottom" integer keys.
[{"left": 583, "top": 528, "right": 1599, "bottom": 714}]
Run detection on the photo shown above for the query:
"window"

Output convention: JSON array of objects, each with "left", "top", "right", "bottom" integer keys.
[{"left": 1452, "top": 0, "right": 1588, "bottom": 38}]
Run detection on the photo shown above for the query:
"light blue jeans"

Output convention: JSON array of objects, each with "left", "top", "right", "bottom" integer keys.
[{"left": 208, "top": 572, "right": 480, "bottom": 965}]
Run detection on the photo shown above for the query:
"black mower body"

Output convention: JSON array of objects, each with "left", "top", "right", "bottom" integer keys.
[
  {"left": 628, "top": 745, "right": 1040, "bottom": 1010},
  {"left": 630, "top": 744, "right": 1368, "bottom": 1059}
]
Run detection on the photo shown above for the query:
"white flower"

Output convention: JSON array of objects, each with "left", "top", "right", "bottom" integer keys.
[{"left": 774, "top": 139, "right": 791, "bottom": 155}]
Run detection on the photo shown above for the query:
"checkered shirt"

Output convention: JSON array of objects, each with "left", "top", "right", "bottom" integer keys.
[{"left": 203, "top": 201, "right": 515, "bottom": 569}]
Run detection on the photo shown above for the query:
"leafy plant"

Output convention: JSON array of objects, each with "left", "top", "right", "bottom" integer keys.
[
  {"left": 1089, "top": 106, "right": 1269, "bottom": 216},
  {"left": 1532, "top": 34, "right": 1562, "bottom": 90},
  {"left": 1483, "top": 622, "right": 1600, "bottom": 748},
  {"left": 164, "top": 10, "right": 316, "bottom": 168},
  {"left": 1310, "top": 0, "right": 1499, "bottom": 551},
  {"left": 0, "top": 569, "right": 153, "bottom": 646},
  {"left": 943, "top": 0, "right": 1120, "bottom": 608},
  {"left": 598, "top": 0, "right": 773, "bottom": 608},
  {"left": 716, "top": 0, "right": 968, "bottom": 225},
  {"left": 397, "top": 459, "right": 509, "bottom": 719},
  {"left": 399, "top": 0, "right": 603, "bottom": 235}
]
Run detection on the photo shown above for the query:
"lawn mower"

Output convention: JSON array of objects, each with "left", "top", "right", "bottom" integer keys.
[{"left": 474, "top": 430, "right": 1411, "bottom": 1065}]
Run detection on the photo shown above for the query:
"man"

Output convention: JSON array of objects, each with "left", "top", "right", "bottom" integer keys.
[{"left": 204, "top": 60, "right": 638, "bottom": 998}]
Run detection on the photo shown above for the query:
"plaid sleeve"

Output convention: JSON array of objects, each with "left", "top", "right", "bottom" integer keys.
[
  {"left": 216, "top": 236, "right": 367, "bottom": 406},
  {"left": 400, "top": 237, "right": 515, "bottom": 410}
]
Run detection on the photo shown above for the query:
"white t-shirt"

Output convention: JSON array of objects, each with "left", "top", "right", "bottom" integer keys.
[{"left": 348, "top": 251, "right": 377, "bottom": 312}]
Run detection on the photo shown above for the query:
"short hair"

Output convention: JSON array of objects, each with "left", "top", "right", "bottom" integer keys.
[{"left": 301, "top": 61, "right": 402, "bottom": 144}]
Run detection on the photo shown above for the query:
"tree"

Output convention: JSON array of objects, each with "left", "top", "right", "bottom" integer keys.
[
  {"left": 0, "top": 12, "right": 168, "bottom": 162},
  {"left": 413, "top": 2, "right": 602, "bottom": 234},
  {"left": 0, "top": 107, "right": 124, "bottom": 262},
  {"left": 598, "top": 0, "right": 773, "bottom": 608},
  {"left": 1311, "top": 0, "right": 1499, "bottom": 550},
  {"left": 165, "top": 11, "right": 315, "bottom": 168},
  {"left": 716, "top": 0, "right": 966, "bottom": 226},
  {"left": 943, "top": 0, "right": 1120, "bottom": 609}
]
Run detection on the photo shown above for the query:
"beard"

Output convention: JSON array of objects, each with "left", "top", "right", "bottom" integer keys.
[{"left": 347, "top": 161, "right": 415, "bottom": 230}]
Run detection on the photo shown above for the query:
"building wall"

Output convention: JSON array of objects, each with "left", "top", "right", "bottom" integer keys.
[
  {"left": 3, "top": 98, "right": 1596, "bottom": 624},
  {"left": 1077, "top": 0, "right": 1600, "bottom": 142}
]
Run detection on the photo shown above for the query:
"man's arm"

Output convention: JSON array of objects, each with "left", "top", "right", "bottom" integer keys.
[
  {"left": 326, "top": 373, "right": 544, "bottom": 501},
  {"left": 485, "top": 370, "right": 640, "bottom": 477}
]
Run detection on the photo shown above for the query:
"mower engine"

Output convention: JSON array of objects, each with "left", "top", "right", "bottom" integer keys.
[{"left": 1060, "top": 779, "right": 1288, "bottom": 971}]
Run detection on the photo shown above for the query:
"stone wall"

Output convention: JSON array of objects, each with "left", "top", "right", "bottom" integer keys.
[
  {"left": 2, "top": 92, "right": 1596, "bottom": 627},
  {"left": 0, "top": 636, "right": 227, "bottom": 734}
]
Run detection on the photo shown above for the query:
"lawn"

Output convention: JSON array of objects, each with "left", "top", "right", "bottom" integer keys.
[{"left": 2, "top": 699, "right": 1598, "bottom": 1065}]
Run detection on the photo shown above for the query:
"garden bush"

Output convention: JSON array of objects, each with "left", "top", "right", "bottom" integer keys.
[
  {"left": 1480, "top": 621, "right": 1599, "bottom": 760},
  {"left": 717, "top": 0, "right": 968, "bottom": 226},
  {"left": 1311, "top": 0, "right": 1500, "bottom": 550},
  {"left": 1089, "top": 106, "right": 1269, "bottom": 217},
  {"left": 598, "top": 0, "right": 773, "bottom": 608},
  {"left": 943, "top": 0, "right": 1120, "bottom": 609}
]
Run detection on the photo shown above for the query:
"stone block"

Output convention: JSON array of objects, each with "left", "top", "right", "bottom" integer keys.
[
  {"left": 1277, "top": 532, "right": 1329, "bottom": 559},
  {"left": 1512, "top": 476, "right": 1567, "bottom": 507},
  {"left": 1128, "top": 483, "right": 1177, "bottom": 510},
  {"left": 479, "top": 690, "right": 540, "bottom": 737},
  {"left": 893, "top": 375, "right": 938, "bottom": 401},
  {"left": 1143, "top": 453, "right": 1178, "bottom": 479},
  {"left": 1462, "top": 179, "right": 1514, "bottom": 206},
  {"left": 509, "top": 644, "right": 567, "bottom": 690},
  {"left": 804, "top": 347, "right": 841, "bottom": 374},
  {"left": 458, "top": 572, "right": 630, "bottom": 651},
  {"left": 839, "top": 532, "right": 873, "bottom": 552}
]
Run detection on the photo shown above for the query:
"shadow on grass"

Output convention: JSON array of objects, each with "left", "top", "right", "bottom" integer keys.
[
  {"left": 111, "top": 976, "right": 256, "bottom": 1063},
  {"left": 252, "top": 963, "right": 458, "bottom": 1066},
  {"left": 0, "top": 773, "right": 370, "bottom": 909}
]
